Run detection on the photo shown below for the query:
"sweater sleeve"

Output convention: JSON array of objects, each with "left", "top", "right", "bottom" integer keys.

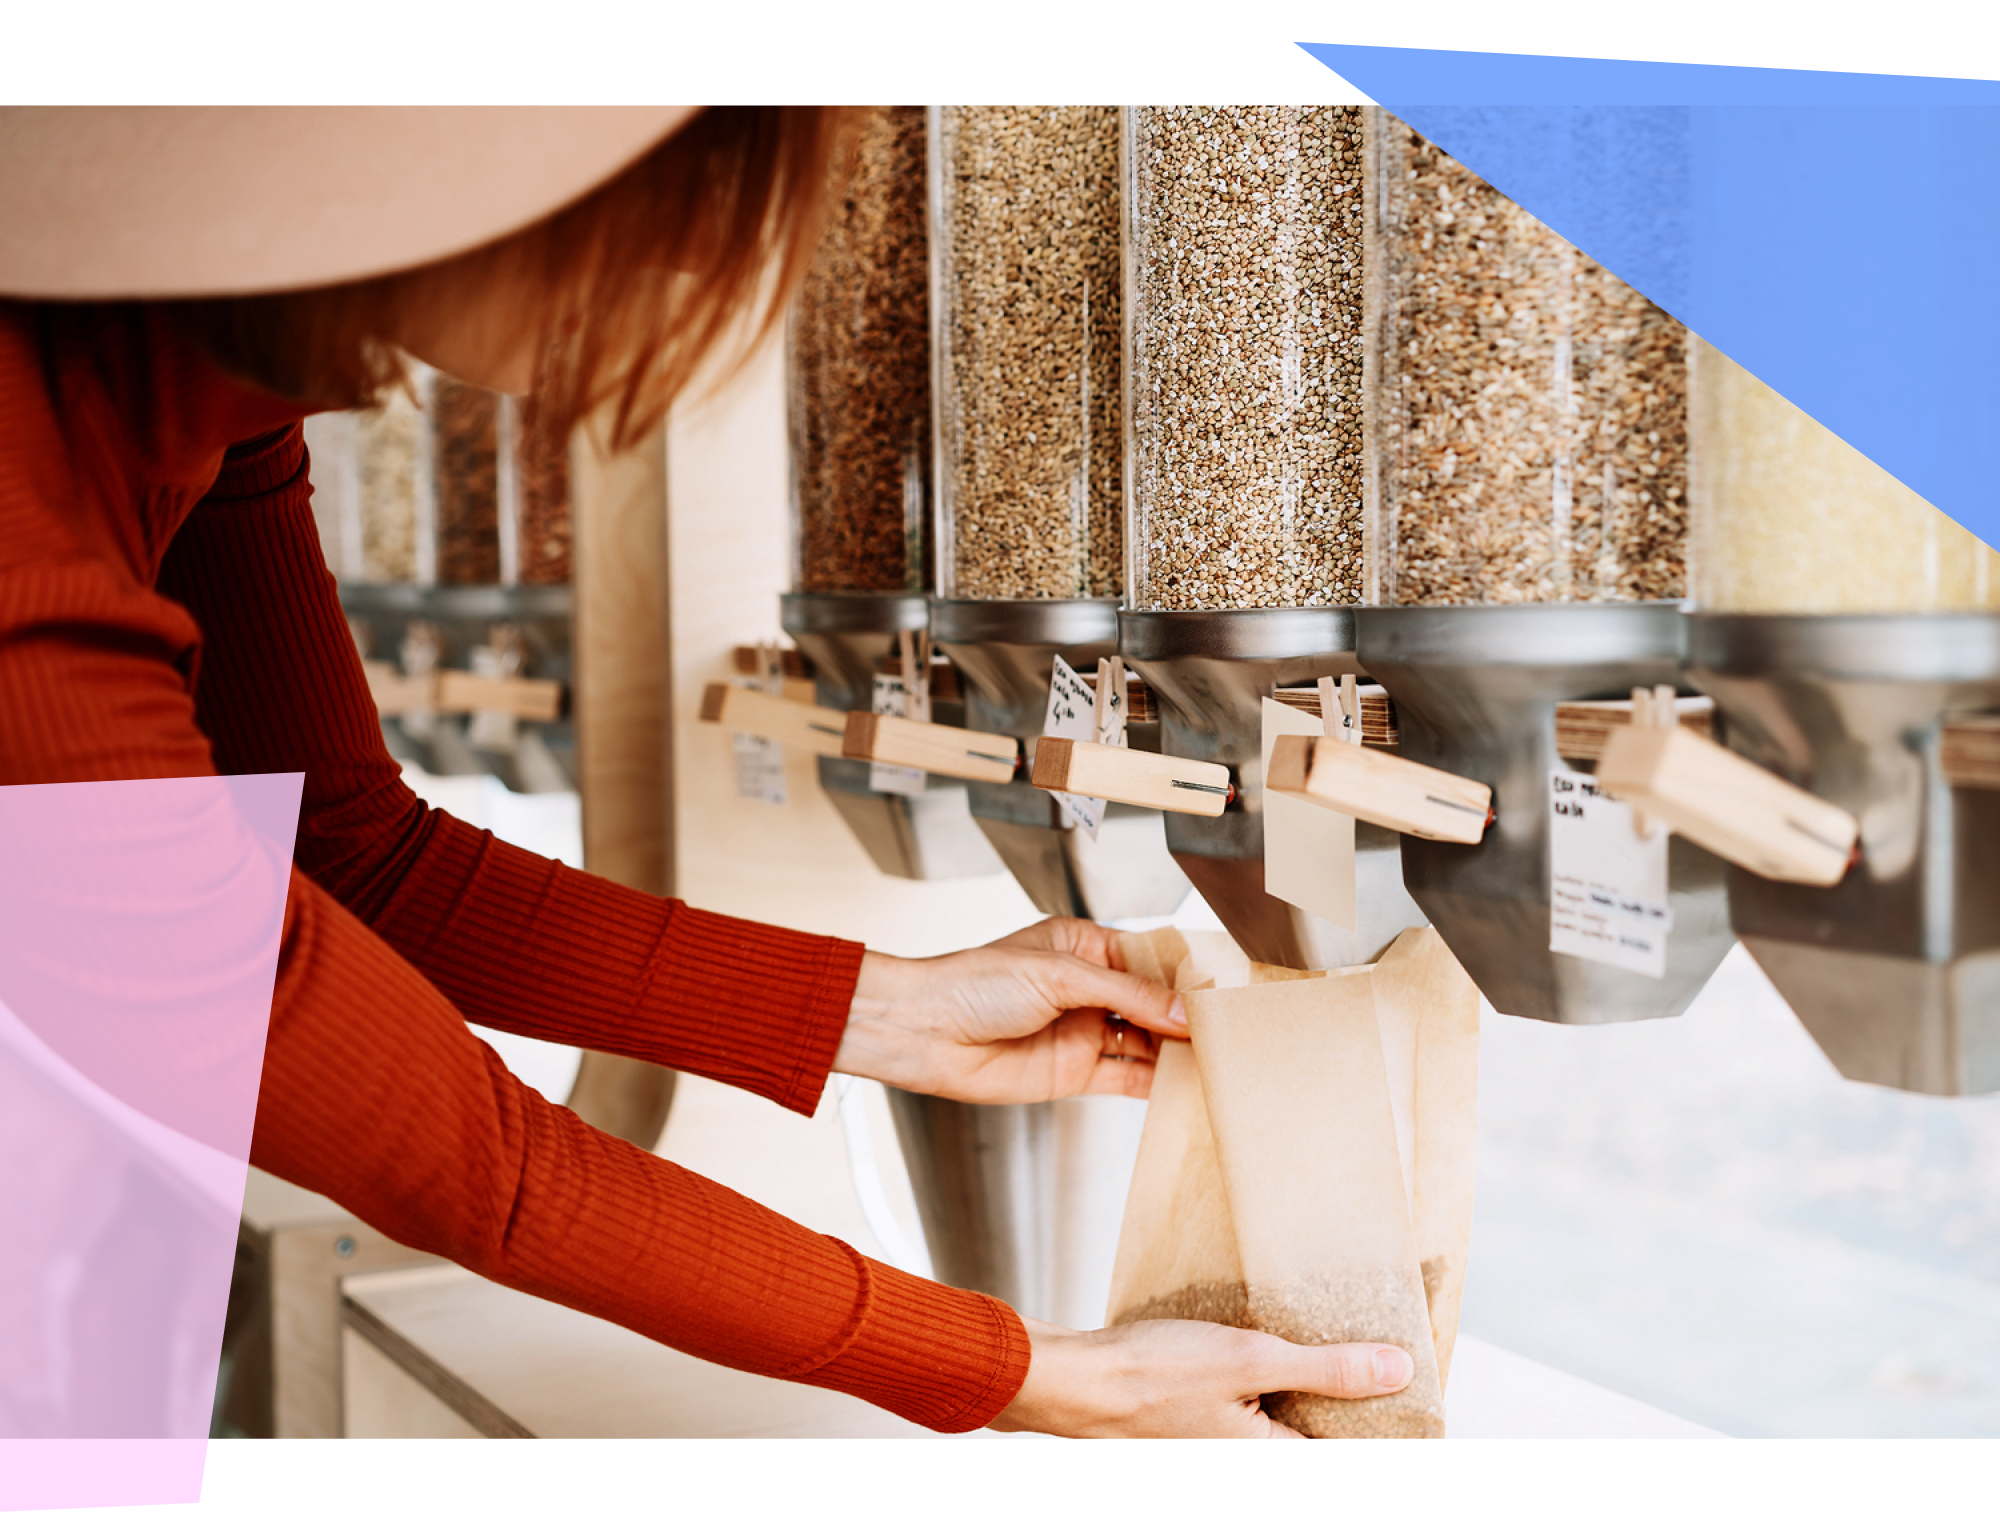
[
  {"left": 0, "top": 316, "right": 1032, "bottom": 1432},
  {"left": 156, "top": 427, "right": 860, "bottom": 1114},
  {"left": 264, "top": 870, "right": 1027, "bottom": 1431}
]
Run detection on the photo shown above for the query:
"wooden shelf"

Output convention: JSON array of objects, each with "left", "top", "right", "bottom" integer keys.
[
  {"left": 1270, "top": 685, "right": 1399, "bottom": 748},
  {"left": 1556, "top": 696, "right": 1713, "bottom": 767},
  {"left": 223, "top": 1169, "right": 442, "bottom": 1439}
]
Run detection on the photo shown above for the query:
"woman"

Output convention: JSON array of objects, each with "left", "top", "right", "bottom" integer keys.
[{"left": 0, "top": 105, "right": 1414, "bottom": 1436}]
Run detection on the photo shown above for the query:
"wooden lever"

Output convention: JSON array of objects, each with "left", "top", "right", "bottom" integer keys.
[
  {"left": 1942, "top": 715, "right": 2000, "bottom": 791},
  {"left": 841, "top": 712, "right": 1020, "bottom": 784},
  {"left": 1595, "top": 688, "right": 1858, "bottom": 886},
  {"left": 363, "top": 659, "right": 435, "bottom": 717},
  {"left": 1031, "top": 737, "right": 1233, "bottom": 817},
  {"left": 435, "top": 670, "right": 563, "bottom": 722},
  {"left": 699, "top": 682, "right": 850, "bottom": 756},
  {"left": 364, "top": 662, "right": 563, "bottom": 722},
  {"left": 1266, "top": 734, "right": 1492, "bottom": 843}
]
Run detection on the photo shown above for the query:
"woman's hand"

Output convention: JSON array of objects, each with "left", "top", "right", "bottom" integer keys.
[
  {"left": 990, "top": 1317, "right": 1416, "bottom": 1438},
  {"left": 831, "top": 917, "right": 1188, "bottom": 1103}
]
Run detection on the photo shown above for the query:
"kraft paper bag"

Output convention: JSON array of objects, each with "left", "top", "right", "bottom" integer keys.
[{"left": 1108, "top": 924, "right": 1480, "bottom": 1438}]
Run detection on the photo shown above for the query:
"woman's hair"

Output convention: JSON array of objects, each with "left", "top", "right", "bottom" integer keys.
[{"left": 169, "top": 105, "right": 856, "bottom": 450}]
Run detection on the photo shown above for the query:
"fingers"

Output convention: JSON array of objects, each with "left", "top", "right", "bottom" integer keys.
[
  {"left": 990, "top": 917, "right": 1121, "bottom": 968},
  {"left": 1259, "top": 1417, "right": 1308, "bottom": 1440},
  {"left": 1232, "top": 1334, "right": 1416, "bottom": 1401},
  {"left": 1079, "top": 1051, "right": 1156, "bottom": 1099},
  {"left": 1039, "top": 953, "right": 1189, "bottom": 1038}
]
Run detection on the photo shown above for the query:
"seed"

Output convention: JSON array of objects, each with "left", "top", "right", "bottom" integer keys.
[
  {"left": 1126, "top": 107, "right": 1365, "bottom": 610},
  {"left": 1370, "top": 114, "right": 1688, "bottom": 605},
  {"left": 355, "top": 388, "right": 424, "bottom": 583},
  {"left": 789, "top": 106, "right": 933, "bottom": 593},
  {"left": 1112, "top": 1271, "right": 1446, "bottom": 1438},
  {"left": 933, "top": 106, "right": 1124, "bottom": 600},
  {"left": 514, "top": 392, "right": 572, "bottom": 586},
  {"left": 433, "top": 376, "right": 501, "bottom": 586}
]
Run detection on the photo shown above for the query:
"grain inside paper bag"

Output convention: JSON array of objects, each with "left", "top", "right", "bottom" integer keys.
[{"left": 1108, "top": 925, "right": 1479, "bottom": 1437}]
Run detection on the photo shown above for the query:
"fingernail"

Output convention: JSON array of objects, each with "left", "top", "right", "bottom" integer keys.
[
  {"left": 1373, "top": 1348, "right": 1413, "bottom": 1391},
  {"left": 1168, "top": 997, "right": 1189, "bottom": 1027}
]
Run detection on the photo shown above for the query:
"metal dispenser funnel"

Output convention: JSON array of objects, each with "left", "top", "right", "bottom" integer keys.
[
  {"left": 1119, "top": 607, "right": 1426, "bottom": 970},
  {"left": 930, "top": 598, "right": 1189, "bottom": 920},
  {"left": 1687, "top": 614, "right": 2000, "bottom": 1095},
  {"left": 884, "top": 1089, "right": 1143, "bottom": 1329},
  {"left": 778, "top": 591, "right": 1003, "bottom": 881},
  {"left": 1357, "top": 603, "right": 1735, "bottom": 1024}
]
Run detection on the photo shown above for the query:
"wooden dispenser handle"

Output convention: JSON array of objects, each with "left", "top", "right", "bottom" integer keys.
[
  {"left": 1595, "top": 686, "right": 1858, "bottom": 887},
  {"left": 434, "top": 670, "right": 564, "bottom": 722},
  {"left": 1266, "top": 734, "right": 1493, "bottom": 844},
  {"left": 364, "top": 662, "right": 565, "bottom": 722},
  {"left": 363, "top": 659, "right": 436, "bottom": 717},
  {"left": 840, "top": 712, "right": 1021, "bottom": 784},
  {"left": 1942, "top": 715, "right": 2000, "bottom": 791},
  {"left": 1031, "top": 737, "right": 1233, "bottom": 817},
  {"left": 698, "top": 682, "right": 850, "bottom": 757}
]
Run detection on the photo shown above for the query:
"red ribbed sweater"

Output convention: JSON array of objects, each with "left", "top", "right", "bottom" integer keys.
[{"left": 0, "top": 301, "right": 1029, "bottom": 1432}]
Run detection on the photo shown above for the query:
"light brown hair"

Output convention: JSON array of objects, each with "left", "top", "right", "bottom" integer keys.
[{"left": 170, "top": 105, "right": 857, "bottom": 450}]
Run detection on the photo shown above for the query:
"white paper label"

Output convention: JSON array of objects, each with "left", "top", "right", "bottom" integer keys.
[
  {"left": 1039, "top": 655, "right": 1114, "bottom": 837},
  {"left": 1549, "top": 768, "right": 1672, "bottom": 978},
  {"left": 730, "top": 730, "right": 788, "bottom": 804},
  {"left": 868, "top": 673, "right": 926, "bottom": 797}
]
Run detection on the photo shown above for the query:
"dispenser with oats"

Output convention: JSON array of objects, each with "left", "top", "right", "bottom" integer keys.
[
  {"left": 927, "top": 103, "right": 1187, "bottom": 922},
  {"left": 1680, "top": 339, "right": 2000, "bottom": 1094}
]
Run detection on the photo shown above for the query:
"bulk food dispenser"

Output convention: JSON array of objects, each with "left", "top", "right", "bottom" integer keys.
[
  {"left": 779, "top": 105, "right": 1001, "bottom": 882},
  {"left": 1672, "top": 340, "right": 2000, "bottom": 1094},
  {"left": 1113, "top": 105, "right": 1425, "bottom": 970},
  {"left": 309, "top": 367, "right": 576, "bottom": 793},
  {"left": 921, "top": 104, "right": 1187, "bottom": 922},
  {"left": 792, "top": 105, "right": 1176, "bottom": 1327}
]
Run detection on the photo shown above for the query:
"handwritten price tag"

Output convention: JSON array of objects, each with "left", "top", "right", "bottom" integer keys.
[{"left": 1549, "top": 768, "right": 1671, "bottom": 978}]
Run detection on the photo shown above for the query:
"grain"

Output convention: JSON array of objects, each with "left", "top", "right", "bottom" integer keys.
[
  {"left": 1112, "top": 1273, "right": 1443, "bottom": 1438},
  {"left": 515, "top": 392, "right": 572, "bottom": 586},
  {"left": 1250, "top": 1272, "right": 1444, "bottom": 1437},
  {"left": 789, "top": 105, "right": 932, "bottom": 593},
  {"left": 433, "top": 377, "right": 501, "bottom": 585},
  {"left": 1689, "top": 336, "right": 1999, "bottom": 611},
  {"left": 1112, "top": 1279, "right": 1251, "bottom": 1330},
  {"left": 933, "top": 106, "right": 1123, "bottom": 600},
  {"left": 302, "top": 411, "right": 360, "bottom": 579},
  {"left": 356, "top": 390, "right": 424, "bottom": 583},
  {"left": 1126, "top": 106, "right": 1367, "bottom": 610},
  {"left": 1370, "top": 114, "right": 1687, "bottom": 605}
]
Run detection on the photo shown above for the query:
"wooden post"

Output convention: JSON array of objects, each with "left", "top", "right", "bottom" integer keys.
[{"left": 566, "top": 417, "right": 678, "bottom": 1148}]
